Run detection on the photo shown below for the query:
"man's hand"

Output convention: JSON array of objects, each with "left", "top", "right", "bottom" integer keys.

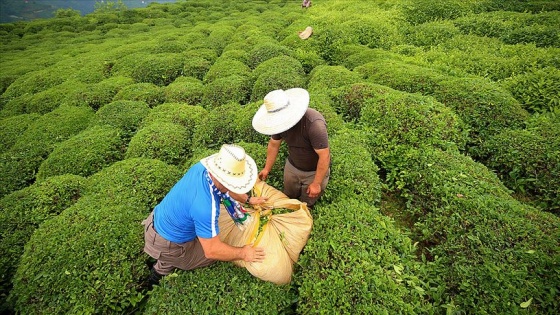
[
  {"left": 306, "top": 182, "right": 321, "bottom": 198},
  {"left": 242, "top": 245, "right": 266, "bottom": 262},
  {"left": 258, "top": 169, "right": 270, "bottom": 181}
]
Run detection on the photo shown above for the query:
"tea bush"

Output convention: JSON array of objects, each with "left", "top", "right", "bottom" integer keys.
[
  {"left": 247, "top": 41, "right": 293, "bottom": 69},
  {"left": 0, "top": 113, "right": 40, "bottom": 151},
  {"left": 401, "top": 0, "right": 476, "bottom": 25},
  {"left": 405, "top": 20, "right": 460, "bottom": 47},
  {"left": 1, "top": 68, "right": 66, "bottom": 102},
  {"left": 0, "top": 174, "right": 86, "bottom": 312},
  {"left": 36, "top": 125, "right": 125, "bottom": 181},
  {"left": 383, "top": 146, "right": 560, "bottom": 314},
  {"left": 142, "top": 102, "right": 207, "bottom": 130},
  {"left": 501, "top": 66, "right": 560, "bottom": 114},
  {"left": 203, "top": 58, "right": 252, "bottom": 83},
  {"left": 182, "top": 56, "right": 212, "bottom": 81},
  {"left": 250, "top": 55, "right": 307, "bottom": 102},
  {"left": 113, "top": 82, "right": 165, "bottom": 108},
  {"left": 163, "top": 76, "right": 204, "bottom": 105},
  {"left": 297, "top": 198, "right": 433, "bottom": 314},
  {"left": 479, "top": 115, "right": 560, "bottom": 213},
  {"left": 75, "top": 75, "right": 135, "bottom": 110},
  {"left": 125, "top": 122, "right": 190, "bottom": 166},
  {"left": 144, "top": 262, "right": 296, "bottom": 314},
  {"left": 21, "top": 80, "right": 87, "bottom": 115},
  {"left": 91, "top": 100, "right": 150, "bottom": 140},
  {"left": 0, "top": 106, "right": 94, "bottom": 198},
  {"left": 201, "top": 75, "right": 251, "bottom": 109},
  {"left": 307, "top": 65, "right": 362, "bottom": 93},
  {"left": 10, "top": 159, "right": 182, "bottom": 314}
]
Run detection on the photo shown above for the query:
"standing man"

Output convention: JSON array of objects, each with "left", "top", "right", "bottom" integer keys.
[
  {"left": 252, "top": 88, "right": 330, "bottom": 208},
  {"left": 142, "top": 144, "right": 268, "bottom": 288}
]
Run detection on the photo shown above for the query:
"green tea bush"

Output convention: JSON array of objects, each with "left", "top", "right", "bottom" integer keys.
[
  {"left": 405, "top": 20, "right": 460, "bottom": 47},
  {"left": 501, "top": 66, "right": 560, "bottom": 114},
  {"left": 113, "top": 82, "right": 165, "bottom": 108},
  {"left": 193, "top": 101, "right": 267, "bottom": 148},
  {"left": 0, "top": 106, "right": 94, "bottom": 198},
  {"left": 1, "top": 68, "right": 65, "bottom": 102},
  {"left": 36, "top": 125, "right": 125, "bottom": 181},
  {"left": 142, "top": 102, "right": 207, "bottom": 130},
  {"left": 0, "top": 113, "right": 40, "bottom": 152},
  {"left": 313, "top": 24, "right": 359, "bottom": 65},
  {"left": 383, "top": 146, "right": 560, "bottom": 314},
  {"left": 203, "top": 58, "right": 251, "bottom": 83},
  {"left": 401, "top": 0, "right": 476, "bottom": 25},
  {"left": 91, "top": 100, "right": 150, "bottom": 140},
  {"left": 144, "top": 262, "right": 297, "bottom": 314},
  {"left": 75, "top": 76, "right": 135, "bottom": 110},
  {"left": 340, "top": 15, "right": 404, "bottom": 50},
  {"left": 201, "top": 75, "right": 251, "bottom": 109},
  {"left": 307, "top": 65, "right": 362, "bottom": 93},
  {"left": 21, "top": 80, "right": 87, "bottom": 115},
  {"left": 246, "top": 41, "right": 293, "bottom": 69},
  {"left": 122, "top": 53, "right": 184, "bottom": 86},
  {"left": 0, "top": 174, "right": 86, "bottom": 313},
  {"left": 329, "top": 83, "right": 389, "bottom": 123},
  {"left": 125, "top": 122, "right": 190, "bottom": 166},
  {"left": 323, "top": 128, "right": 381, "bottom": 205},
  {"left": 206, "top": 25, "right": 236, "bottom": 55},
  {"left": 164, "top": 76, "right": 204, "bottom": 105},
  {"left": 182, "top": 56, "right": 212, "bottom": 81},
  {"left": 219, "top": 49, "right": 250, "bottom": 65},
  {"left": 297, "top": 198, "right": 433, "bottom": 314},
  {"left": 340, "top": 47, "right": 400, "bottom": 70},
  {"left": 184, "top": 47, "right": 219, "bottom": 64},
  {"left": 10, "top": 159, "right": 182, "bottom": 314},
  {"left": 250, "top": 55, "right": 307, "bottom": 102},
  {"left": 479, "top": 115, "right": 560, "bottom": 213}
]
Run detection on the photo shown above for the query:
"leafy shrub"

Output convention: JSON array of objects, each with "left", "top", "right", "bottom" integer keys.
[
  {"left": 0, "top": 106, "right": 94, "bottom": 198},
  {"left": 201, "top": 75, "right": 251, "bottom": 109},
  {"left": 10, "top": 159, "right": 181, "bottom": 314},
  {"left": 206, "top": 25, "right": 236, "bottom": 54},
  {"left": 203, "top": 58, "right": 251, "bottom": 83},
  {"left": 113, "top": 82, "right": 165, "bottom": 107},
  {"left": 20, "top": 80, "right": 87, "bottom": 115},
  {"left": 0, "top": 174, "right": 86, "bottom": 313},
  {"left": 382, "top": 146, "right": 560, "bottom": 314},
  {"left": 164, "top": 76, "right": 204, "bottom": 105},
  {"left": 341, "top": 47, "right": 399, "bottom": 70},
  {"left": 125, "top": 122, "right": 191, "bottom": 166},
  {"left": 142, "top": 102, "right": 207, "bottom": 130},
  {"left": 182, "top": 56, "right": 212, "bottom": 81},
  {"left": 1, "top": 68, "right": 65, "bottom": 102},
  {"left": 111, "top": 52, "right": 184, "bottom": 86},
  {"left": 479, "top": 115, "right": 560, "bottom": 213},
  {"left": 246, "top": 41, "right": 293, "bottom": 69},
  {"left": 313, "top": 24, "right": 359, "bottom": 65},
  {"left": 144, "top": 262, "right": 297, "bottom": 314},
  {"left": 340, "top": 15, "right": 404, "bottom": 50},
  {"left": 405, "top": 20, "right": 460, "bottom": 47},
  {"left": 219, "top": 49, "right": 250, "bottom": 65},
  {"left": 0, "top": 113, "right": 40, "bottom": 152},
  {"left": 74, "top": 76, "right": 135, "bottom": 110},
  {"left": 501, "top": 66, "right": 560, "bottom": 114},
  {"left": 297, "top": 198, "right": 433, "bottom": 314},
  {"left": 307, "top": 65, "right": 362, "bottom": 93},
  {"left": 250, "top": 55, "right": 307, "bottom": 102},
  {"left": 36, "top": 125, "right": 125, "bottom": 181},
  {"left": 91, "top": 100, "right": 150, "bottom": 140},
  {"left": 401, "top": 0, "right": 475, "bottom": 25}
]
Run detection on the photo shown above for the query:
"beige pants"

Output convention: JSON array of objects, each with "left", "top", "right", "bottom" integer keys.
[
  {"left": 142, "top": 211, "right": 215, "bottom": 275},
  {"left": 283, "top": 159, "right": 330, "bottom": 207}
]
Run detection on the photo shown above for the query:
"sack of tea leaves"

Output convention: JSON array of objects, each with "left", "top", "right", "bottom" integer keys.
[{"left": 218, "top": 180, "right": 313, "bottom": 284}]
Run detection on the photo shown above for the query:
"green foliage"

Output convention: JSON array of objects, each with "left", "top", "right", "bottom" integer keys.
[
  {"left": 125, "top": 122, "right": 190, "bottom": 166},
  {"left": 501, "top": 67, "right": 560, "bottom": 113},
  {"left": 75, "top": 76, "right": 135, "bottom": 110},
  {"left": 307, "top": 65, "right": 362, "bottom": 93},
  {"left": 182, "top": 56, "right": 212, "bottom": 81},
  {"left": 0, "top": 113, "right": 40, "bottom": 152},
  {"left": 0, "top": 174, "right": 86, "bottom": 312},
  {"left": 113, "top": 82, "right": 165, "bottom": 107},
  {"left": 142, "top": 102, "right": 207, "bottom": 130},
  {"left": 0, "top": 106, "right": 94, "bottom": 198},
  {"left": 144, "top": 262, "right": 296, "bottom": 314},
  {"left": 36, "top": 125, "right": 125, "bottom": 181},
  {"left": 164, "top": 76, "right": 204, "bottom": 105},
  {"left": 479, "top": 115, "right": 560, "bottom": 213},
  {"left": 247, "top": 42, "right": 293, "bottom": 69},
  {"left": 112, "top": 52, "right": 184, "bottom": 86},
  {"left": 203, "top": 58, "right": 252, "bottom": 83},
  {"left": 405, "top": 20, "right": 460, "bottom": 47},
  {"left": 91, "top": 100, "right": 150, "bottom": 140},
  {"left": 297, "top": 198, "right": 433, "bottom": 314},
  {"left": 401, "top": 0, "right": 476, "bottom": 25},
  {"left": 201, "top": 75, "right": 251, "bottom": 109},
  {"left": 250, "top": 55, "right": 307, "bottom": 102}
]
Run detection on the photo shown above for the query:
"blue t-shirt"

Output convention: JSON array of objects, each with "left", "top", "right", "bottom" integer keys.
[{"left": 153, "top": 162, "right": 222, "bottom": 243}]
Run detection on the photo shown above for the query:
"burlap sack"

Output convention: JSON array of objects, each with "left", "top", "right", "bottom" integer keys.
[{"left": 218, "top": 180, "right": 313, "bottom": 284}]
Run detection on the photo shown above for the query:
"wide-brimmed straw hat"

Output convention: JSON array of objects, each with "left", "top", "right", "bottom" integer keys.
[
  {"left": 298, "top": 26, "right": 313, "bottom": 40},
  {"left": 252, "top": 88, "right": 309, "bottom": 135},
  {"left": 200, "top": 144, "right": 258, "bottom": 194}
]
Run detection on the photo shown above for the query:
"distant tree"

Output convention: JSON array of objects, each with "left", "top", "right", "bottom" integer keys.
[
  {"left": 54, "top": 8, "right": 81, "bottom": 18},
  {"left": 94, "top": 0, "right": 127, "bottom": 13}
]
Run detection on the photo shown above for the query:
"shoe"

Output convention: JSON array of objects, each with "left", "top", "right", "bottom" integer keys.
[{"left": 147, "top": 267, "right": 163, "bottom": 289}]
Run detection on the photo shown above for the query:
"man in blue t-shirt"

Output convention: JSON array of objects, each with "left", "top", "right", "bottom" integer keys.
[{"left": 142, "top": 144, "right": 267, "bottom": 288}]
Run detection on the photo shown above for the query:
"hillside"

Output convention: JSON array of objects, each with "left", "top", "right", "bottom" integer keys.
[{"left": 0, "top": 0, "right": 559, "bottom": 314}]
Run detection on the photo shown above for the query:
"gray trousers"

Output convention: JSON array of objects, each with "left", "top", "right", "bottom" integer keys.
[
  {"left": 142, "top": 211, "right": 215, "bottom": 275},
  {"left": 283, "top": 159, "right": 330, "bottom": 207}
]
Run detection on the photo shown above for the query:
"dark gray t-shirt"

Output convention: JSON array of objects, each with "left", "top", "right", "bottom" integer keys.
[{"left": 271, "top": 108, "right": 329, "bottom": 171}]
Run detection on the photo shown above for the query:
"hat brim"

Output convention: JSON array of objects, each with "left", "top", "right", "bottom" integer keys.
[
  {"left": 200, "top": 154, "right": 258, "bottom": 194},
  {"left": 252, "top": 88, "right": 309, "bottom": 135}
]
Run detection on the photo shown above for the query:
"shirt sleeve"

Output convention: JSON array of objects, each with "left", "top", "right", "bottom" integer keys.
[
  {"left": 193, "top": 196, "right": 220, "bottom": 239},
  {"left": 308, "top": 119, "right": 329, "bottom": 150}
]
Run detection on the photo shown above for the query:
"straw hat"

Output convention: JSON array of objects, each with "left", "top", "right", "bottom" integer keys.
[
  {"left": 252, "top": 88, "right": 309, "bottom": 136},
  {"left": 200, "top": 144, "right": 258, "bottom": 194},
  {"left": 298, "top": 26, "right": 313, "bottom": 40}
]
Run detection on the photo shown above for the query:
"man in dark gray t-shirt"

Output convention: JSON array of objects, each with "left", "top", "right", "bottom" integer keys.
[{"left": 252, "top": 88, "right": 330, "bottom": 208}]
